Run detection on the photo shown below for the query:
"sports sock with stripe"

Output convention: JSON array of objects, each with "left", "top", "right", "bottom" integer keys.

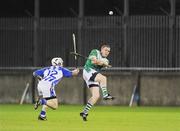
[
  {"left": 100, "top": 86, "right": 108, "bottom": 98},
  {"left": 40, "top": 106, "right": 46, "bottom": 117},
  {"left": 83, "top": 102, "right": 93, "bottom": 114}
]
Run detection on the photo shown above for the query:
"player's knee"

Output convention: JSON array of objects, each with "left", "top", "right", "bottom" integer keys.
[
  {"left": 52, "top": 104, "right": 58, "bottom": 110},
  {"left": 50, "top": 101, "right": 58, "bottom": 110},
  {"left": 101, "top": 75, "right": 107, "bottom": 82}
]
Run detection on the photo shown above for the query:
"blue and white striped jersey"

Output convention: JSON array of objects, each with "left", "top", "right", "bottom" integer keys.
[{"left": 33, "top": 66, "right": 72, "bottom": 87}]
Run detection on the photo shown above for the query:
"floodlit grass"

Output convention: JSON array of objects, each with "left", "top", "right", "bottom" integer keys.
[{"left": 0, "top": 104, "right": 180, "bottom": 131}]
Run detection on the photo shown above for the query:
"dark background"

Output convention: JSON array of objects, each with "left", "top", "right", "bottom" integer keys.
[
  {"left": 0, "top": 0, "right": 179, "bottom": 68},
  {"left": 0, "top": 0, "right": 180, "bottom": 17}
]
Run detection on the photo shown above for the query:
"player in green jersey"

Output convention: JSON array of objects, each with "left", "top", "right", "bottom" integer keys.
[{"left": 80, "top": 43, "right": 114, "bottom": 121}]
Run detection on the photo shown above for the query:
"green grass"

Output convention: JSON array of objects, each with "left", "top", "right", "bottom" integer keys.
[{"left": 0, "top": 104, "right": 180, "bottom": 131}]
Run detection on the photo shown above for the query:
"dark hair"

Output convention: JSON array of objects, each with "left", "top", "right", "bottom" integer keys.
[{"left": 100, "top": 42, "right": 110, "bottom": 49}]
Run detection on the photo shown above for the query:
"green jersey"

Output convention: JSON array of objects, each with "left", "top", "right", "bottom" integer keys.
[{"left": 84, "top": 49, "right": 103, "bottom": 72}]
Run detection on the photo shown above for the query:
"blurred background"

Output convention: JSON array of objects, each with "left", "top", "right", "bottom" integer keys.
[{"left": 0, "top": 0, "right": 180, "bottom": 106}]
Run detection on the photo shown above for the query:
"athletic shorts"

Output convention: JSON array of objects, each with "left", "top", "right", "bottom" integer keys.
[
  {"left": 37, "top": 81, "right": 56, "bottom": 98},
  {"left": 83, "top": 68, "right": 100, "bottom": 88}
]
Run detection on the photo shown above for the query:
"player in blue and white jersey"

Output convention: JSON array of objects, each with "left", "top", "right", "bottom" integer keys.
[{"left": 33, "top": 57, "right": 79, "bottom": 121}]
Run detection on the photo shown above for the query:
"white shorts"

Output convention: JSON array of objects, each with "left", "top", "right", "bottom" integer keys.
[
  {"left": 37, "top": 81, "right": 56, "bottom": 98},
  {"left": 83, "top": 68, "right": 99, "bottom": 88}
]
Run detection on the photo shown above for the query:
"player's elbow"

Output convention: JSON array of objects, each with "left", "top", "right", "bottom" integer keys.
[{"left": 33, "top": 72, "right": 37, "bottom": 77}]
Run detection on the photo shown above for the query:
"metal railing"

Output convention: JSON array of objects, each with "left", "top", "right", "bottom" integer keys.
[{"left": 0, "top": 16, "right": 180, "bottom": 69}]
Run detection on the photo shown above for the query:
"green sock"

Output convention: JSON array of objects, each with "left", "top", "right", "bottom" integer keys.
[
  {"left": 101, "top": 86, "right": 108, "bottom": 98},
  {"left": 83, "top": 102, "right": 93, "bottom": 114}
]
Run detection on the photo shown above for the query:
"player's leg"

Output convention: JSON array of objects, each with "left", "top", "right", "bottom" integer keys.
[
  {"left": 40, "top": 86, "right": 57, "bottom": 108},
  {"left": 80, "top": 69, "right": 101, "bottom": 121},
  {"left": 82, "top": 87, "right": 100, "bottom": 114},
  {"left": 38, "top": 98, "right": 58, "bottom": 120},
  {"left": 34, "top": 85, "right": 46, "bottom": 110},
  {"left": 38, "top": 105, "right": 48, "bottom": 120},
  {"left": 34, "top": 86, "right": 54, "bottom": 110},
  {"left": 46, "top": 98, "right": 58, "bottom": 110},
  {"left": 94, "top": 73, "right": 114, "bottom": 100},
  {"left": 35, "top": 85, "right": 58, "bottom": 120},
  {"left": 45, "top": 87, "right": 58, "bottom": 109},
  {"left": 37, "top": 97, "right": 58, "bottom": 121},
  {"left": 80, "top": 86, "right": 100, "bottom": 121}
]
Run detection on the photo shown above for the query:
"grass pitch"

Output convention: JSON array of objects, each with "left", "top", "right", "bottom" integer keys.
[{"left": 0, "top": 104, "right": 180, "bottom": 131}]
